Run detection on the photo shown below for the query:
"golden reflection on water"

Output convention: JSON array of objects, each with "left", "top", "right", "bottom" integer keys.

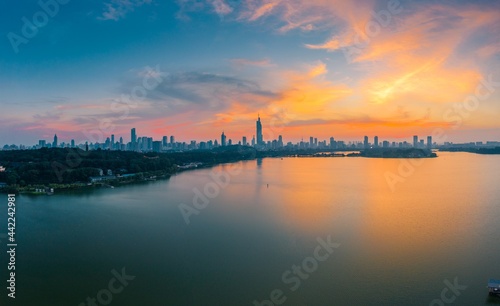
[{"left": 213, "top": 154, "right": 497, "bottom": 262}]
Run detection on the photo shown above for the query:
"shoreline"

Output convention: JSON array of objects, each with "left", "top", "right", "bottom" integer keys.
[{"left": 1, "top": 151, "right": 442, "bottom": 195}]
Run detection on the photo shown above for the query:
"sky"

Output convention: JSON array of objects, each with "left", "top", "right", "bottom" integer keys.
[{"left": 0, "top": 0, "right": 499, "bottom": 146}]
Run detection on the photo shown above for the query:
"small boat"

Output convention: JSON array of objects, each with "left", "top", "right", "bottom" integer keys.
[{"left": 488, "top": 279, "right": 500, "bottom": 296}]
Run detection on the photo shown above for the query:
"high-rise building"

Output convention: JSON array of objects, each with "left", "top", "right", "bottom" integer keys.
[
  {"left": 71, "top": 139, "right": 75, "bottom": 148},
  {"left": 310, "top": 136, "right": 314, "bottom": 148},
  {"left": 141, "top": 136, "right": 148, "bottom": 151},
  {"left": 221, "top": 131, "right": 226, "bottom": 147},
  {"left": 147, "top": 137, "right": 153, "bottom": 151},
  {"left": 256, "top": 115, "right": 263, "bottom": 145},
  {"left": 39, "top": 140, "right": 46, "bottom": 148},
  {"left": 363, "top": 136, "right": 369, "bottom": 149},
  {"left": 131, "top": 128, "right": 137, "bottom": 144},
  {"left": 162, "top": 136, "right": 168, "bottom": 147},
  {"left": 53, "top": 134, "right": 58, "bottom": 148},
  {"left": 170, "top": 135, "right": 175, "bottom": 145},
  {"left": 242, "top": 136, "right": 247, "bottom": 146},
  {"left": 427, "top": 136, "right": 432, "bottom": 149},
  {"left": 152, "top": 141, "right": 162, "bottom": 153},
  {"left": 413, "top": 135, "right": 418, "bottom": 148},
  {"left": 252, "top": 135, "right": 256, "bottom": 147},
  {"left": 374, "top": 136, "right": 379, "bottom": 148}
]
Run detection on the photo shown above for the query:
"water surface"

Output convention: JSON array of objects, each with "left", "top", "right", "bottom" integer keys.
[{"left": 1, "top": 152, "right": 500, "bottom": 305}]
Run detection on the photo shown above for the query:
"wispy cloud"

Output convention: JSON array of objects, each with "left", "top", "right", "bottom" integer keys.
[
  {"left": 211, "top": 0, "right": 233, "bottom": 16},
  {"left": 237, "top": 0, "right": 375, "bottom": 33},
  {"left": 118, "top": 71, "right": 275, "bottom": 111},
  {"left": 176, "top": 0, "right": 232, "bottom": 20},
  {"left": 99, "top": 0, "right": 153, "bottom": 21},
  {"left": 230, "top": 58, "right": 274, "bottom": 68}
]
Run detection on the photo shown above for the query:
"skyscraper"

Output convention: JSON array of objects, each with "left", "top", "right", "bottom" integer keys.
[
  {"left": 363, "top": 136, "right": 369, "bottom": 149},
  {"left": 131, "top": 128, "right": 137, "bottom": 145},
  {"left": 221, "top": 131, "right": 227, "bottom": 147},
  {"left": 242, "top": 136, "right": 247, "bottom": 146},
  {"left": 53, "top": 134, "right": 58, "bottom": 148},
  {"left": 374, "top": 136, "right": 379, "bottom": 148},
  {"left": 413, "top": 135, "right": 418, "bottom": 148},
  {"left": 256, "top": 115, "right": 263, "bottom": 145},
  {"left": 152, "top": 141, "right": 162, "bottom": 153},
  {"left": 427, "top": 136, "right": 432, "bottom": 149}
]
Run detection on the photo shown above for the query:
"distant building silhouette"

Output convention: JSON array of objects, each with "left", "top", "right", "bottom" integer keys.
[
  {"left": 413, "top": 135, "right": 418, "bottom": 148},
  {"left": 427, "top": 136, "right": 432, "bottom": 149},
  {"left": 256, "top": 115, "right": 263, "bottom": 145},
  {"left": 221, "top": 131, "right": 227, "bottom": 147},
  {"left": 374, "top": 136, "right": 379, "bottom": 148},
  {"left": 53, "top": 134, "right": 58, "bottom": 148},
  {"left": 131, "top": 128, "right": 137, "bottom": 144}
]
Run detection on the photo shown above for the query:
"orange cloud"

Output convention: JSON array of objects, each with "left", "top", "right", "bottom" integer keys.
[
  {"left": 270, "top": 62, "right": 351, "bottom": 118},
  {"left": 354, "top": 5, "right": 499, "bottom": 107}
]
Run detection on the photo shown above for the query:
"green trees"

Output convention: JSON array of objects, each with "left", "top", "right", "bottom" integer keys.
[{"left": 0, "top": 146, "right": 256, "bottom": 186}]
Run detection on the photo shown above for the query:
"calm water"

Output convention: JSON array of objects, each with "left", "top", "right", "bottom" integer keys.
[{"left": 1, "top": 152, "right": 500, "bottom": 305}]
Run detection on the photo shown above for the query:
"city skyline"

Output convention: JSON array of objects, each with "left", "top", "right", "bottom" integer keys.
[
  {"left": 1, "top": 1, "right": 500, "bottom": 145},
  {"left": 4, "top": 114, "right": 500, "bottom": 151}
]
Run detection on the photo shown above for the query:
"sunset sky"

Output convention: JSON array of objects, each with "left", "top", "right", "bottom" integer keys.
[{"left": 1, "top": 0, "right": 499, "bottom": 145}]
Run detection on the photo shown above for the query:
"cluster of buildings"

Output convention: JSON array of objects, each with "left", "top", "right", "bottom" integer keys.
[
  {"left": 2, "top": 115, "right": 500, "bottom": 152},
  {"left": 362, "top": 135, "right": 433, "bottom": 150}
]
